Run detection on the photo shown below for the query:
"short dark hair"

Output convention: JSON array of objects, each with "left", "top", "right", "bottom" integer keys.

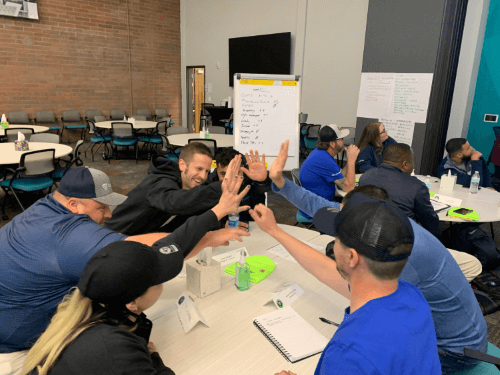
[
  {"left": 342, "top": 185, "right": 390, "bottom": 205},
  {"left": 179, "top": 142, "right": 213, "bottom": 164},
  {"left": 383, "top": 143, "right": 413, "bottom": 164},
  {"left": 445, "top": 138, "right": 467, "bottom": 156},
  {"left": 215, "top": 148, "right": 242, "bottom": 168}
]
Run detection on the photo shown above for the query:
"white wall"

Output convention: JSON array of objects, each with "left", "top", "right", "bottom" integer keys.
[
  {"left": 446, "top": 0, "right": 490, "bottom": 142},
  {"left": 180, "top": 0, "right": 369, "bottom": 129}
]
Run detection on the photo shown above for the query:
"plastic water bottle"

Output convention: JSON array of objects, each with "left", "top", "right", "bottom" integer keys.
[
  {"left": 425, "top": 177, "right": 431, "bottom": 190},
  {"left": 469, "top": 171, "right": 480, "bottom": 194},
  {"left": 228, "top": 213, "right": 239, "bottom": 228}
]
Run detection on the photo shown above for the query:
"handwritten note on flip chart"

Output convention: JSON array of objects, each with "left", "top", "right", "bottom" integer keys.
[
  {"left": 356, "top": 73, "right": 395, "bottom": 119},
  {"left": 237, "top": 79, "right": 297, "bottom": 156},
  {"left": 379, "top": 118, "right": 415, "bottom": 146}
]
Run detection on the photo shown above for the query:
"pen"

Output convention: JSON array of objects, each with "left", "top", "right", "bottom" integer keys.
[{"left": 319, "top": 317, "right": 339, "bottom": 327}]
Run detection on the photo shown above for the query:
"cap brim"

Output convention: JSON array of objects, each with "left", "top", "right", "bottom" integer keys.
[
  {"left": 92, "top": 192, "right": 127, "bottom": 206},
  {"left": 313, "top": 207, "right": 342, "bottom": 236},
  {"left": 338, "top": 129, "right": 350, "bottom": 139}
]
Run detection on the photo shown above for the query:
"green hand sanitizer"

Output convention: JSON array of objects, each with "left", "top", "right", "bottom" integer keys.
[{"left": 235, "top": 250, "right": 251, "bottom": 291}]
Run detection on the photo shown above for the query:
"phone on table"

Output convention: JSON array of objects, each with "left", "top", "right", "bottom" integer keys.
[{"left": 453, "top": 208, "right": 474, "bottom": 215}]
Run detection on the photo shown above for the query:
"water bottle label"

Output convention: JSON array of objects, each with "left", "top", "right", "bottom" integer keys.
[{"left": 228, "top": 219, "right": 239, "bottom": 228}]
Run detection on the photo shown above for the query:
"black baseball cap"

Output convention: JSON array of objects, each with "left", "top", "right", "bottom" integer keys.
[
  {"left": 319, "top": 124, "right": 350, "bottom": 142},
  {"left": 78, "top": 239, "right": 184, "bottom": 305},
  {"left": 58, "top": 167, "right": 127, "bottom": 206},
  {"left": 313, "top": 193, "right": 414, "bottom": 262}
]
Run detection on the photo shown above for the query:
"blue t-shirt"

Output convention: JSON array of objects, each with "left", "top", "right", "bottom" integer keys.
[
  {"left": 299, "top": 149, "right": 343, "bottom": 218},
  {"left": 0, "top": 194, "right": 127, "bottom": 353},
  {"left": 315, "top": 280, "right": 442, "bottom": 375},
  {"left": 272, "top": 177, "right": 487, "bottom": 354}
]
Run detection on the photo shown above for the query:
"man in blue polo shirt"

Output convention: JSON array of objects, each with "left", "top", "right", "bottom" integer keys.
[{"left": 299, "top": 124, "right": 359, "bottom": 218}]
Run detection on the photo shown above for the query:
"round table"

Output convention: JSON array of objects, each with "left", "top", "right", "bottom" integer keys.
[
  {"left": 94, "top": 120, "right": 158, "bottom": 130},
  {"left": 0, "top": 142, "right": 73, "bottom": 165},
  {"left": 430, "top": 181, "right": 500, "bottom": 223},
  {"left": 167, "top": 133, "right": 234, "bottom": 148},
  {"left": 0, "top": 124, "right": 49, "bottom": 137}
]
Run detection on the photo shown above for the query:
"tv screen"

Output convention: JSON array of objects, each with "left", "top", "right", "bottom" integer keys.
[{"left": 229, "top": 32, "right": 291, "bottom": 87}]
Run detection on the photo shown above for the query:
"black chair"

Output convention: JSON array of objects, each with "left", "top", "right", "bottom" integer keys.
[
  {"left": 4, "top": 128, "right": 34, "bottom": 142},
  {"left": 61, "top": 110, "right": 86, "bottom": 143},
  {"left": 0, "top": 149, "right": 56, "bottom": 220},
  {"left": 202, "top": 103, "right": 215, "bottom": 108},
  {"left": 35, "top": 111, "right": 61, "bottom": 134},
  {"left": 300, "top": 123, "right": 312, "bottom": 158},
  {"left": 7, "top": 111, "right": 32, "bottom": 124},
  {"left": 52, "top": 140, "right": 85, "bottom": 182},
  {"left": 304, "top": 125, "right": 320, "bottom": 157},
  {"left": 139, "top": 121, "right": 178, "bottom": 160},
  {"left": 188, "top": 138, "right": 217, "bottom": 157},
  {"left": 110, "top": 122, "right": 138, "bottom": 164}
]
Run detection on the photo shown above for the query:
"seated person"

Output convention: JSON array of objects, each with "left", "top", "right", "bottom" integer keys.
[
  {"left": 356, "top": 121, "right": 397, "bottom": 173},
  {"left": 22, "top": 180, "right": 251, "bottom": 375},
  {"left": 359, "top": 143, "right": 442, "bottom": 240},
  {"left": 251, "top": 196, "right": 442, "bottom": 374},
  {"left": 105, "top": 142, "right": 266, "bottom": 235},
  {"left": 437, "top": 138, "right": 495, "bottom": 190},
  {"left": 299, "top": 124, "right": 359, "bottom": 218},
  {"left": 206, "top": 148, "right": 271, "bottom": 222},
  {"left": 268, "top": 141, "right": 486, "bottom": 374}
]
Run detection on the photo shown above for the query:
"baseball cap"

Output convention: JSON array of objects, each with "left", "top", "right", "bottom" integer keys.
[
  {"left": 78, "top": 239, "right": 184, "bottom": 305},
  {"left": 319, "top": 124, "right": 350, "bottom": 142},
  {"left": 313, "top": 193, "right": 414, "bottom": 262},
  {"left": 58, "top": 167, "right": 127, "bottom": 206}
]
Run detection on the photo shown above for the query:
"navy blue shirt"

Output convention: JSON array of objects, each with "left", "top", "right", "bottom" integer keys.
[
  {"left": 0, "top": 194, "right": 127, "bottom": 352},
  {"left": 359, "top": 164, "right": 442, "bottom": 240},
  {"left": 437, "top": 156, "right": 493, "bottom": 188},
  {"left": 356, "top": 137, "right": 397, "bottom": 173}
]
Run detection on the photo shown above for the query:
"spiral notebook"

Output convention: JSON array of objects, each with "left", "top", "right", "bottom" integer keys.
[{"left": 253, "top": 306, "right": 329, "bottom": 363}]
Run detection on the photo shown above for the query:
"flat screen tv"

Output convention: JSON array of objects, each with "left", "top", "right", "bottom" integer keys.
[{"left": 229, "top": 32, "right": 291, "bottom": 87}]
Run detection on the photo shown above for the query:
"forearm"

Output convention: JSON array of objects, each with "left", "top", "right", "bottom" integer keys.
[
  {"left": 126, "top": 233, "right": 168, "bottom": 246},
  {"left": 155, "top": 182, "right": 222, "bottom": 214},
  {"left": 267, "top": 226, "right": 350, "bottom": 298},
  {"left": 342, "top": 160, "right": 356, "bottom": 190}
]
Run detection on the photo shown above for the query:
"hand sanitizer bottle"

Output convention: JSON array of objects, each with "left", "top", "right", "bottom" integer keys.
[
  {"left": 235, "top": 250, "right": 251, "bottom": 291},
  {"left": 469, "top": 171, "right": 480, "bottom": 194}
]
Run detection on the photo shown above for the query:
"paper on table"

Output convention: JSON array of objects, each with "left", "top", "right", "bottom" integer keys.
[
  {"left": 432, "top": 194, "right": 462, "bottom": 207},
  {"left": 264, "top": 281, "right": 304, "bottom": 309},
  {"left": 176, "top": 292, "right": 208, "bottom": 333},
  {"left": 267, "top": 242, "right": 324, "bottom": 263},
  {"left": 430, "top": 200, "right": 450, "bottom": 213},
  {"left": 211, "top": 247, "right": 246, "bottom": 268}
]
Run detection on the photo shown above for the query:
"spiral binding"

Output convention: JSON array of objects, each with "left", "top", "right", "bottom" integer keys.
[{"left": 253, "top": 320, "right": 292, "bottom": 363}]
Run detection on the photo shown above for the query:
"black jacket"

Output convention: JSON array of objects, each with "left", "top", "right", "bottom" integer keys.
[
  {"left": 39, "top": 312, "right": 175, "bottom": 375},
  {"left": 106, "top": 155, "right": 223, "bottom": 235},
  {"left": 359, "top": 164, "right": 442, "bottom": 240}
]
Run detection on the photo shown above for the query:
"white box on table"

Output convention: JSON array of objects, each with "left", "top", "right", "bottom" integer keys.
[{"left": 186, "top": 258, "right": 221, "bottom": 299}]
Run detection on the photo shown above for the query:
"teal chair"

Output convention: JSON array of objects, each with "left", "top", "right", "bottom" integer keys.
[
  {"left": 139, "top": 120, "right": 178, "bottom": 161},
  {"left": 291, "top": 168, "right": 314, "bottom": 228},
  {"left": 61, "top": 110, "right": 86, "bottom": 143},
  {"left": 1, "top": 149, "right": 56, "bottom": 220},
  {"left": 35, "top": 111, "right": 61, "bottom": 134},
  {"left": 110, "top": 122, "right": 138, "bottom": 164},
  {"left": 304, "top": 124, "right": 320, "bottom": 157},
  {"left": 455, "top": 342, "right": 500, "bottom": 374},
  {"left": 83, "top": 120, "right": 112, "bottom": 162},
  {"left": 52, "top": 140, "right": 84, "bottom": 182}
]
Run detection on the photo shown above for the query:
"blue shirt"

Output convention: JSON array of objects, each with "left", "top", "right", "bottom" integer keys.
[
  {"left": 0, "top": 194, "right": 127, "bottom": 352},
  {"left": 272, "top": 178, "right": 487, "bottom": 354},
  {"left": 299, "top": 149, "right": 343, "bottom": 218},
  {"left": 356, "top": 137, "right": 397, "bottom": 173},
  {"left": 315, "top": 280, "right": 442, "bottom": 375}
]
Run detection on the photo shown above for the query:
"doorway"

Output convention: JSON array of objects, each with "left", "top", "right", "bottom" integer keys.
[{"left": 186, "top": 66, "right": 205, "bottom": 133}]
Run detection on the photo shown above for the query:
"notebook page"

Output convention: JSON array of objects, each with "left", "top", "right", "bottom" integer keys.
[{"left": 254, "top": 306, "right": 329, "bottom": 362}]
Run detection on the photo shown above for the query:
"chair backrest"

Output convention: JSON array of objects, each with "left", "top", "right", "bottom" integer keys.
[
  {"left": 202, "top": 103, "right": 214, "bottom": 108},
  {"left": 300, "top": 123, "right": 311, "bottom": 134},
  {"left": 291, "top": 168, "right": 302, "bottom": 187},
  {"left": 188, "top": 139, "right": 217, "bottom": 156},
  {"left": 20, "top": 149, "right": 56, "bottom": 176},
  {"left": 8, "top": 111, "right": 30, "bottom": 124},
  {"left": 94, "top": 115, "right": 107, "bottom": 123},
  {"left": 167, "top": 126, "right": 188, "bottom": 136},
  {"left": 111, "top": 122, "right": 134, "bottom": 138},
  {"left": 85, "top": 109, "right": 103, "bottom": 122},
  {"left": 156, "top": 120, "right": 170, "bottom": 135},
  {"left": 306, "top": 125, "right": 321, "bottom": 139},
  {"left": 136, "top": 108, "right": 152, "bottom": 119},
  {"left": 5, "top": 128, "right": 34, "bottom": 142},
  {"left": 207, "top": 126, "right": 225, "bottom": 134},
  {"left": 35, "top": 111, "right": 56, "bottom": 124},
  {"left": 30, "top": 133, "right": 60, "bottom": 143},
  {"left": 87, "top": 120, "right": 97, "bottom": 133},
  {"left": 110, "top": 108, "right": 126, "bottom": 120},
  {"left": 61, "top": 110, "right": 82, "bottom": 123},
  {"left": 134, "top": 115, "right": 147, "bottom": 121},
  {"left": 155, "top": 108, "right": 168, "bottom": 118},
  {"left": 342, "top": 126, "right": 356, "bottom": 144}
]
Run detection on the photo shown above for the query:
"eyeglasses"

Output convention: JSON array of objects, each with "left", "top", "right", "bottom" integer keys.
[{"left": 380, "top": 129, "right": 387, "bottom": 135}]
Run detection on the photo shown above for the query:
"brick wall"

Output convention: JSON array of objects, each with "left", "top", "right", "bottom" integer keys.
[{"left": 0, "top": 0, "right": 181, "bottom": 125}]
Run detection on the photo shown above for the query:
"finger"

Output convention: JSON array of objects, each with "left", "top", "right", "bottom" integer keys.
[
  {"left": 239, "top": 221, "right": 249, "bottom": 228},
  {"left": 223, "top": 241, "right": 230, "bottom": 246},
  {"left": 248, "top": 208, "right": 262, "bottom": 220},
  {"left": 245, "top": 152, "right": 251, "bottom": 166},
  {"left": 236, "top": 185, "right": 251, "bottom": 200},
  {"left": 250, "top": 149, "right": 257, "bottom": 163},
  {"left": 240, "top": 166, "right": 251, "bottom": 176},
  {"left": 238, "top": 205, "right": 250, "bottom": 212},
  {"left": 254, "top": 150, "right": 260, "bottom": 163},
  {"left": 229, "top": 176, "right": 245, "bottom": 194},
  {"left": 261, "top": 153, "right": 265, "bottom": 165}
]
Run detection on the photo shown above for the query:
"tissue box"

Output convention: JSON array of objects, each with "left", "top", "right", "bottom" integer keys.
[
  {"left": 186, "top": 258, "right": 221, "bottom": 298},
  {"left": 440, "top": 174, "right": 456, "bottom": 190},
  {"left": 14, "top": 141, "right": 29, "bottom": 151}
]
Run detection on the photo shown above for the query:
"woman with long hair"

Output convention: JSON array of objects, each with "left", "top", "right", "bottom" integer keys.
[
  {"left": 356, "top": 122, "right": 396, "bottom": 173},
  {"left": 21, "top": 159, "right": 251, "bottom": 375}
]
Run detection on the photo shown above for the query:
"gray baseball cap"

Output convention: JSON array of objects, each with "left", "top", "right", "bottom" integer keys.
[{"left": 58, "top": 167, "right": 127, "bottom": 206}]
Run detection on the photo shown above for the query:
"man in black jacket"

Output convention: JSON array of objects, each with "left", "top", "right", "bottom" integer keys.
[
  {"left": 359, "top": 143, "right": 442, "bottom": 240},
  {"left": 106, "top": 142, "right": 268, "bottom": 235}
]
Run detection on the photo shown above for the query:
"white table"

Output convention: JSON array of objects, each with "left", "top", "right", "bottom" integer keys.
[
  {"left": 168, "top": 133, "right": 234, "bottom": 148},
  {"left": 0, "top": 124, "right": 49, "bottom": 137},
  {"left": 147, "top": 223, "right": 348, "bottom": 375},
  {"left": 430, "top": 181, "right": 500, "bottom": 223},
  {"left": 94, "top": 120, "right": 158, "bottom": 130},
  {"left": 0, "top": 142, "right": 73, "bottom": 165}
]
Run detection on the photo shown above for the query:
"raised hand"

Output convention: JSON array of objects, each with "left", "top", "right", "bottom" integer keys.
[
  {"left": 471, "top": 151, "right": 482, "bottom": 161},
  {"left": 269, "top": 140, "right": 289, "bottom": 189},
  {"left": 204, "top": 227, "right": 250, "bottom": 247},
  {"left": 249, "top": 204, "right": 278, "bottom": 234},
  {"left": 241, "top": 149, "right": 268, "bottom": 182},
  {"left": 346, "top": 144, "right": 360, "bottom": 160}
]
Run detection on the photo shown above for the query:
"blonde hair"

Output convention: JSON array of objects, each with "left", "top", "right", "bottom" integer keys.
[{"left": 22, "top": 289, "right": 98, "bottom": 375}]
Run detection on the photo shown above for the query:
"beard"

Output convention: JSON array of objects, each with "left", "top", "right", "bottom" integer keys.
[{"left": 462, "top": 154, "right": 471, "bottom": 162}]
